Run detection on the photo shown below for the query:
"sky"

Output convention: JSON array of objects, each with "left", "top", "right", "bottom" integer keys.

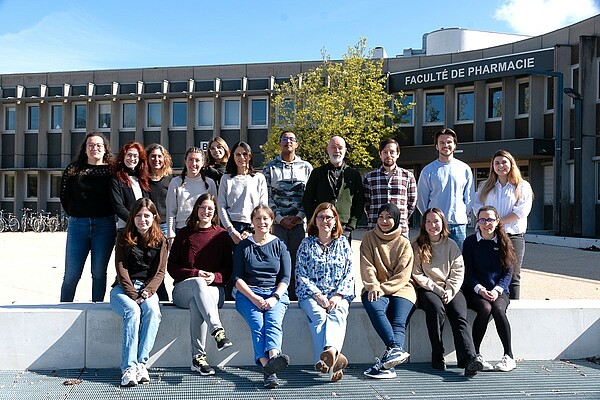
[{"left": 0, "top": 0, "right": 598, "bottom": 75}]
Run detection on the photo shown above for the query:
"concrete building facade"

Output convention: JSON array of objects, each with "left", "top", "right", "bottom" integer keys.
[{"left": 1, "top": 16, "right": 599, "bottom": 237}]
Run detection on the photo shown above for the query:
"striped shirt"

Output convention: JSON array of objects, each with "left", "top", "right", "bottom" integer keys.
[{"left": 363, "top": 166, "right": 417, "bottom": 232}]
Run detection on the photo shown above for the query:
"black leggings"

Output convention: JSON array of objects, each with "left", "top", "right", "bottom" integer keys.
[{"left": 466, "top": 292, "right": 513, "bottom": 358}]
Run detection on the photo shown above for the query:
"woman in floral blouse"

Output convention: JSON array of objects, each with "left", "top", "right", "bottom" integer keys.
[{"left": 296, "top": 202, "right": 355, "bottom": 382}]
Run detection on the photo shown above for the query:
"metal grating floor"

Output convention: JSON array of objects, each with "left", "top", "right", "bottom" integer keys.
[{"left": 1, "top": 360, "right": 599, "bottom": 399}]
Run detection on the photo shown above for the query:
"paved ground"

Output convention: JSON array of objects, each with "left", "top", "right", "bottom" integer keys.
[{"left": 0, "top": 230, "right": 598, "bottom": 305}]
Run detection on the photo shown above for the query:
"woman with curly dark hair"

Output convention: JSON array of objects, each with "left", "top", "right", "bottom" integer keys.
[
  {"left": 462, "top": 205, "right": 517, "bottom": 372},
  {"left": 60, "top": 132, "right": 115, "bottom": 302}
]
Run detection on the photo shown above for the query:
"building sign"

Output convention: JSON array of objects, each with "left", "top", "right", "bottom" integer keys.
[{"left": 389, "top": 48, "right": 554, "bottom": 92}]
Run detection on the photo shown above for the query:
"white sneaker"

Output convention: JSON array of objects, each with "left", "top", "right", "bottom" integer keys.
[
  {"left": 495, "top": 354, "right": 516, "bottom": 372},
  {"left": 477, "top": 354, "right": 495, "bottom": 371},
  {"left": 120, "top": 367, "right": 138, "bottom": 387},
  {"left": 136, "top": 363, "right": 150, "bottom": 384}
]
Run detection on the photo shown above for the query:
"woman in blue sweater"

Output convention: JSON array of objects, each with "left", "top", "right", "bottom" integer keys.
[
  {"left": 233, "top": 204, "right": 291, "bottom": 389},
  {"left": 462, "top": 205, "right": 516, "bottom": 372}
]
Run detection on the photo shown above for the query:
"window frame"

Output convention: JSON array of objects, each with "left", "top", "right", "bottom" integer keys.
[
  {"left": 1, "top": 172, "right": 15, "bottom": 200},
  {"left": 195, "top": 98, "right": 214, "bottom": 129},
  {"left": 486, "top": 83, "right": 503, "bottom": 121},
  {"left": 146, "top": 101, "right": 162, "bottom": 130},
  {"left": 49, "top": 103, "right": 63, "bottom": 132},
  {"left": 516, "top": 78, "right": 530, "bottom": 118},
  {"left": 455, "top": 87, "right": 474, "bottom": 124},
  {"left": 25, "top": 172, "right": 38, "bottom": 200},
  {"left": 221, "top": 97, "right": 241, "bottom": 129},
  {"left": 170, "top": 100, "right": 187, "bottom": 130},
  {"left": 73, "top": 103, "right": 87, "bottom": 131},
  {"left": 392, "top": 92, "right": 414, "bottom": 126},
  {"left": 423, "top": 90, "right": 445, "bottom": 126},
  {"left": 48, "top": 172, "right": 62, "bottom": 201},
  {"left": 26, "top": 104, "right": 39, "bottom": 132},
  {"left": 4, "top": 105, "right": 16, "bottom": 132},
  {"left": 545, "top": 76, "right": 555, "bottom": 114},
  {"left": 121, "top": 101, "right": 136, "bottom": 131},
  {"left": 248, "top": 96, "right": 269, "bottom": 128},
  {"left": 569, "top": 64, "right": 579, "bottom": 108},
  {"left": 97, "top": 102, "right": 111, "bottom": 131}
]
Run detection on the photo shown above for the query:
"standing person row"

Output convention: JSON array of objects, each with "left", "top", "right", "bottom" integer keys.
[
  {"left": 364, "top": 138, "right": 417, "bottom": 237},
  {"left": 417, "top": 128, "right": 474, "bottom": 250},
  {"left": 109, "top": 198, "right": 166, "bottom": 386},
  {"left": 166, "top": 147, "right": 217, "bottom": 243},
  {"left": 263, "top": 131, "right": 313, "bottom": 300},
  {"left": 60, "top": 132, "right": 116, "bottom": 302},
  {"left": 473, "top": 150, "right": 533, "bottom": 299}
]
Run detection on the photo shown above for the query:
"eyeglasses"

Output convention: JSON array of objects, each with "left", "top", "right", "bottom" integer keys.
[
  {"left": 477, "top": 218, "right": 497, "bottom": 224},
  {"left": 316, "top": 215, "right": 334, "bottom": 222},
  {"left": 87, "top": 143, "right": 104, "bottom": 149},
  {"left": 281, "top": 137, "right": 297, "bottom": 143}
]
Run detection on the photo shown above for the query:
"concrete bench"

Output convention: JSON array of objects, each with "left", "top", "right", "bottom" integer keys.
[{"left": 1, "top": 300, "right": 599, "bottom": 370}]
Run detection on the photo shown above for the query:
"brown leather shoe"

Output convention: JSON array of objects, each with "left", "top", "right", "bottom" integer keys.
[
  {"left": 330, "top": 353, "right": 348, "bottom": 382},
  {"left": 319, "top": 348, "right": 337, "bottom": 373}
]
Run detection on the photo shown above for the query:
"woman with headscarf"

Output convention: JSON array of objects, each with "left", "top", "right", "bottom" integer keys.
[{"left": 360, "top": 203, "right": 416, "bottom": 379}]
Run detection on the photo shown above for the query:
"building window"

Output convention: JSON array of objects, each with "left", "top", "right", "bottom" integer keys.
[
  {"left": 2, "top": 173, "right": 15, "bottom": 199},
  {"left": 50, "top": 104, "right": 62, "bottom": 130},
  {"left": 26, "top": 173, "right": 38, "bottom": 199},
  {"left": 98, "top": 103, "right": 111, "bottom": 129},
  {"left": 196, "top": 99, "right": 214, "bottom": 129},
  {"left": 74, "top": 103, "right": 87, "bottom": 130},
  {"left": 596, "top": 161, "right": 600, "bottom": 204},
  {"left": 456, "top": 89, "right": 474, "bottom": 123},
  {"left": 249, "top": 97, "right": 268, "bottom": 128},
  {"left": 49, "top": 173, "right": 62, "bottom": 200},
  {"left": 276, "top": 98, "right": 295, "bottom": 127},
  {"left": 424, "top": 91, "right": 444, "bottom": 124},
  {"left": 546, "top": 77, "right": 554, "bottom": 112},
  {"left": 122, "top": 102, "right": 136, "bottom": 129},
  {"left": 393, "top": 93, "right": 414, "bottom": 126},
  {"left": 4, "top": 106, "right": 15, "bottom": 131},
  {"left": 517, "top": 79, "right": 530, "bottom": 116},
  {"left": 27, "top": 105, "right": 39, "bottom": 131},
  {"left": 171, "top": 101, "right": 187, "bottom": 128},
  {"left": 487, "top": 85, "right": 502, "bottom": 119},
  {"left": 146, "top": 102, "right": 161, "bottom": 129},
  {"left": 543, "top": 164, "right": 554, "bottom": 205},
  {"left": 222, "top": 98, "right": 240, "bottom": 128}
]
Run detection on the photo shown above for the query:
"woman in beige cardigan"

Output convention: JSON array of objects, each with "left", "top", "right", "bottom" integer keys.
[
  {"left": 412, "top": 208, "right": 483, "bottom": 376},
  {"left": 360, "top": 203, "right": 416, "bottom": 379}
]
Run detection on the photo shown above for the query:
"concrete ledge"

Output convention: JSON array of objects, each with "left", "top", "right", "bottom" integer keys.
[
  {"left": 1, "top": 300, "right": 600, "bottom": 370},
  {"left": 525, "top": 233, "right": 600, "bottom": 249}
]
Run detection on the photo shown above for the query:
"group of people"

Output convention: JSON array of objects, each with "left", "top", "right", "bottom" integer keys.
[{"left": 58, "top": 126, "right": 532, "bottom": 388}]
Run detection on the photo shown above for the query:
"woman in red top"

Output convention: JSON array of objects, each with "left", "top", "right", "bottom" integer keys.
[{"left": 168, "top": 193, "right": 233, "bottom": 376}]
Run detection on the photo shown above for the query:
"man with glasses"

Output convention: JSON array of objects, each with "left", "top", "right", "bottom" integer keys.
[
  {"left": 363, "top": 138, "right": 417, "bottom": 238},
  {"left": 263, "top": 131, "right": 313, "bottom": 300},
  {"left": 417, "top": 128, "right": 474, "bottom": 250},
  {"left": 302, "top": 136, "right": 364, "bottom": 241}
]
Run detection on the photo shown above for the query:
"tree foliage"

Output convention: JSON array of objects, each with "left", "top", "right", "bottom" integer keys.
[{"left": 263, "top": 38, "right": 412, "bottom": 170}]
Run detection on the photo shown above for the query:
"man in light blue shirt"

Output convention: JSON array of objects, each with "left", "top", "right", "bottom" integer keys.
[{"left": 417, "top": 128, "right": 474, "bottom": 250}]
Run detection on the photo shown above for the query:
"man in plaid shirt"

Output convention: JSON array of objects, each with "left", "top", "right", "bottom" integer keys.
[{"left": 363, "top": 138, "right": 417, "bottom": 236}]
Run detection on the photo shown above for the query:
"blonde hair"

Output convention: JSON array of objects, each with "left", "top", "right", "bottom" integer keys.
[{"left": 478, "top": 150, "right": 529, "bottom": 204}]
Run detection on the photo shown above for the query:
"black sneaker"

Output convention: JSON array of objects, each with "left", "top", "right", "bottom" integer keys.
[
  {"left": 431, "top": 359, "right": 447, "bottom": 371},
  {"left": 465, "top": 356, "right": 484, "bottom": 376},
  {"left": 213, "top": 329, "right": 233, "bottom": 351},
  {"left": 263, "top": 354, "right": 290, "bottom": 375},
  {"left": 191, "top": 354, "right": 215, "bottom": 376},
  {"left": 263, "top": 372, "right": 280, "bottom": 389}
]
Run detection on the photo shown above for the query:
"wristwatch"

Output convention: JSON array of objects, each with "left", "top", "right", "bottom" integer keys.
[{"left": 272, "top": 293, "right": 280, "bottom": 300}]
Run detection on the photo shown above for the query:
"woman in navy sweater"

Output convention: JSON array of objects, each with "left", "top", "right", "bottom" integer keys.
[{"left": 462, "top": 205, "right": 516, "bottom": 372}]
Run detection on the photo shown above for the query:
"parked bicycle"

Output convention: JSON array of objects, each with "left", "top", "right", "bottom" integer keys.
[
  {"left": 20, "top": 208, "right": 36, "bottom": 232},
  {"left": 0, "top": 210, "right": 20, "bottom": 232},
  {"left": 32, "top": 210, "right": 59, "bottom": 233}
]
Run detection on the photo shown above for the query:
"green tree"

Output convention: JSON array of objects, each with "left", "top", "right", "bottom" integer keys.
[{"left": 263, "top": 38, "right": 412, "bottom": 170}]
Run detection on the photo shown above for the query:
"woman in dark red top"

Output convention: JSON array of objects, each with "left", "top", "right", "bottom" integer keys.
[{"left": 168, "top": 193, "right": 233, "bottom": 376}]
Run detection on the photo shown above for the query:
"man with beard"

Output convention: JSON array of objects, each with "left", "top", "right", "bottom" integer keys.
[
  {"left": 302, "top": 136, "right": 364, "bottom": 240},
  {"left": 363, "top": 138, "right": 417, "bottom": 238}
]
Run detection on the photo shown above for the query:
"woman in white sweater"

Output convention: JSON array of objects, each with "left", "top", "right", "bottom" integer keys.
[
  {"left": 166, "top": 147, "right": 217, "bottom": 243},
  {"left": 217, "top": 142, "right": 268, "bottom": 246},
  {"left": 412, "top": 208, "right": 483, "bottom": 376}
]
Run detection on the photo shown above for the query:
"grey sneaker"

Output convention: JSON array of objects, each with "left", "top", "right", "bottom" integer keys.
[
  {"left": 213, "top": 329, "right": 233, "bottom": 351},
  {"left": 191, "top": 354, "right": 215, "bottom": 376},
  {"left": 263, "top": 372, "right": 280, "bottom": 389}
]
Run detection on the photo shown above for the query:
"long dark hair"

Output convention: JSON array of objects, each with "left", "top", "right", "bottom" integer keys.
[
  {"left": 186, "top": 193, "right": 219, "bottom": 230},
  {"left": 477, "top": 205, "right": 516, "bottom": 272},
  {"left": 225, "top": 142, "right": 255, "bottom": 177},
  {"left": 113, "top": 141, "right": 150, "bottom": 191},
  {"left": 180, "top": 147, "right": 208, "bottom": 189},
  {"left": 121, "top": 198, "right": 163, "bottom": 248},
  {"left": 415, "top": 208, "right": 450, "bottom": 265},
  {"left": 73, "top": 132, "right": 113, "bottom": 171}
]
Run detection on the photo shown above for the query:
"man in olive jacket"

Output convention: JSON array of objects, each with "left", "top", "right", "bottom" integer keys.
[{"left": 302, "top": 136, "right": 365, "bottom": 240}]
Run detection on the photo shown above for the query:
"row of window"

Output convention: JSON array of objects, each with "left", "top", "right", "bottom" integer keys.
[
  {"left": 1, "top": 173, "right": 61, "bottom": 201},
  {"left": 2, "top": 97, "right": 269, "bottom": 132}
]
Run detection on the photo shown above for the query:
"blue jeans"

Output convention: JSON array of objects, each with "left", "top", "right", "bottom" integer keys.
[
  {"left": 61, "top": 216, "right": 115, "bottom": 302},
  {"left": 448, "top": 224, "right": 467, "bottom": 251},
  {"left": 110, "top": 281, "right": 162, "bottom": 372},
  {"left": 299, "top": 297, "right": 349, "bottom": 363},
  {"left": 361, "top": 292, "right": 415, "bottom": 350},
  {"left": 235, "top": 287, "right": 289, "bottom": 364}
]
